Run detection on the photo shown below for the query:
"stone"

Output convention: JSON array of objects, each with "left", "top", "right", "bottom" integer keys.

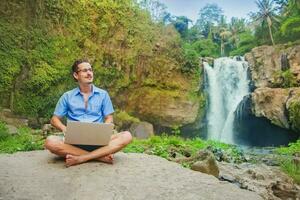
[
  {"left": 219, "top": 162, "right": 300, "bottom": 200},
  {"left": 129, "top": 121, "right": 154, "bottom": 139},
  {"left": 42, "top": 124, "right": 59, "bottom": 135},
  {"left": 191, "top": 150, "right": 219, "bottom": 178},
  {"left": 0, "top": 108, "right": 28, "bottom": 127},
  {"left": 6, "top": 124, "right": 18, "bottom": 135}
]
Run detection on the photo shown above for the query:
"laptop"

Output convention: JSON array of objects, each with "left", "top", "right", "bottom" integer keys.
[{"left": 65, "top": 121, "right": 114, "bottom": 146}]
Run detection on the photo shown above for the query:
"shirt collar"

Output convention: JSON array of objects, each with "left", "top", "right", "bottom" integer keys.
[{"left": 74, "top": 84, "right": 100, "bottom": 96}]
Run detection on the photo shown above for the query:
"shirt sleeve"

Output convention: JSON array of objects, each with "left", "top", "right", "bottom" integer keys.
[
  {"left": 101, "top": 92, "right": 114, "bottom": 117},
  {"left": 53, "top": 93, "right": 68, "bottom": 117}
]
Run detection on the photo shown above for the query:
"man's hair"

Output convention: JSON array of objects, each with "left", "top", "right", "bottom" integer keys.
[{"left": 71, "top": 59, "right": 90, "bottom": 73}]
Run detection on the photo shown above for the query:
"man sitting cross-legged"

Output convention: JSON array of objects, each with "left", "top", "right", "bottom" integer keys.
[{"left": 44, "top": 59, "right": 132, "bottom": 167}]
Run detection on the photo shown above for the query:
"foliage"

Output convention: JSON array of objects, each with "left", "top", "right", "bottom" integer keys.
[
  {"left": 0, "top": 125, "right": 44, "bottom": 154},
  {"left": 280, "top": 159, "right": 300, "bottom": 184},
  {"left": 230, "top": 32, "right": 257, "bottom": 56},
  {"left": 287, "top": 101, "right": 300, "bottom": 132},
  {"left": 280, "top": 16, "right": 300, "bottom": 40},
  {"left": 250, "top": 0, "right": 280, "bottom": 46},
  {"left": 275, "top": 140, "right": 300, "bottom": 184},
  {"left": 123, "top": 135, "right": 242, "bottom": 167},
  {"left": 190, "top": 39, "right": 219, "bottom": 57},
  {"left": 272, "top": 69, "right": 298, "bottom": 88},
  {"left": 276, "top": 139, "right": 300, "bottom": 155},
  {"left": 138, "top": 0, "right": 168, "bottom": 22},
  {"left": 195, "top": 3, "right": 223, "bottom": 37},
  {"left": 0, "top": 0, "right": 198, "bottom": 121},
  {"left": 171, "top": 16, "right": 192, "bottom": 38},
  {"left": 114, "top": 110, "right": 140, "bottom": 130},
  {"left": 0, "top": 122, "right": 9, "bottom": 141}
]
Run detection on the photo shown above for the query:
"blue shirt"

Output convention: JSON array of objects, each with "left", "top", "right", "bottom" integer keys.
[{"left": 53, "top": 85, "right": 114, "bottom": 123}]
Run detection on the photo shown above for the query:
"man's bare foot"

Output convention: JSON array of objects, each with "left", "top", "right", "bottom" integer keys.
[
  {"left": 65, "top": 154, "right": 85, "bottom": 167},
  {"left": 65, "top": 154, "right": 114, "bottom": 167},
  {"left": 97, "top": 154, "right": 114, "bottom": 164}
]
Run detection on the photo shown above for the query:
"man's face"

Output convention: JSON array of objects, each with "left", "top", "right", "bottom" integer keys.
[{"left": 73, "top": 62, "right": 94, "bottom": 84}]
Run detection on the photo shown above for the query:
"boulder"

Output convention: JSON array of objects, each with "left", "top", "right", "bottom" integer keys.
[
  {"left": 191, "top": 150, "right": 219, "bottom": 178},
  {"left": 251, "top": 87, "right": 290, "bottom": 128},
  {"left": 219, "top": 162, "right": 300, "bottom": 200},
  {"left": 129, "top": 121, "right": 154, "bottom": 139},
  {"left": 42, "top": 124, "right": 60, "bottom": 135},
  {"left": 0, "top": 109, "right": 28, "bottom": 127},
  {"left": 251, "top": 87, "right": 300, "bottom": 132},
  {"left": 6, "top": 124, "right": 18, "bottom": 135}
]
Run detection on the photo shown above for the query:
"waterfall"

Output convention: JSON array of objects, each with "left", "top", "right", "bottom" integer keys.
[{"left": 204, "top": 57, "right": 250, "bottom": 144}]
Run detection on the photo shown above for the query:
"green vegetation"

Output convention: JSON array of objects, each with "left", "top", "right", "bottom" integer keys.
[
  {"left": 0, "top": 0, "right": 201, "bottom": 122},
  {"left": 272, "top": 69, "right": 299, "bottom": 88},
  {"left": 123, "top": 134, "right": 244, "bottom": 167},
  {"left": 0, "top": 123, "right": 44, "bottom": 154},
  {"left": 114, "top": 110, "right": 140, "bottom": 130},
  {"left": 288, "top": 101, "right": 300, "bottom": 132},
  {"left": 276, "top": 140, "right": 300, "bottom": 184},
  {"left": 276, "top": 139, "right": 300, "bottom": 155}
]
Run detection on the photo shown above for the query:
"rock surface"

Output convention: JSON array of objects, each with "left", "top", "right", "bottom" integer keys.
[
  {"left": 0, "top": 109, "right": 28, "bottom": 127},
  {"left": 0, "top": 150, "right": 262, "bottom": 200},
  {"left": 116, "top": 87, "right": 200, "bottom": 128},
  {"left": 191, "top": 150, "right": 220, "bottom": 178},
  {"left": 245, "top": 45, "right": 300, "bottom": 88},
  {"left": 251, "top": 87, "right": 300, "bottom": 131},
  {"left": 219, "top": 162, "right": 300, "bottom": 200},
  {"left": 129, "top": 121, "right": 154, "bottom": 139}
]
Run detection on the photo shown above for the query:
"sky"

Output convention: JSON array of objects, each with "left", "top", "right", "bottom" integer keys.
[{"left": 157, "top": 0, "right": 259, "bottom": 24}]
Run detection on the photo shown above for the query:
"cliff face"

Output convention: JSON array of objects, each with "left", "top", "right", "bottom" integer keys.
[
  {"left": 245, "top": 45, "right": 300, "bottom": 88},
  {"left": 114, "top": 73, "right": 202, "bottom": 128},
  {"left": 251, "top": 87, "right": 300, "bottom": 132},
  {"left": 246, "top": 44, "right": 300, "bottom": 133}
]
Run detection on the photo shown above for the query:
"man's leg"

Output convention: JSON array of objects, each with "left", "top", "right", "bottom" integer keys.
[
  {"left": 44, "top": 135, "right": 114, "bottom": 164},
  {"left": 64, "top": 131, "right": 132, "bottom": 166}
]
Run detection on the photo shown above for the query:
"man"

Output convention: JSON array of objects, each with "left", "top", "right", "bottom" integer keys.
[{"left": 45, "top": 59, "right": 132, "bottom": 167}]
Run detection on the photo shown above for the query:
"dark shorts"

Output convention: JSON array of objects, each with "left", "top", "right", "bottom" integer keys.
[
  {"left": 73, "top": 144, "right": 102, "bottom": 152},
  {"left": 56, "top": 134, "right": 104, "bottom": 152}
]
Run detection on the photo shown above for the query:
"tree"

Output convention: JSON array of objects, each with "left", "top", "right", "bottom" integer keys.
[
  {"left": 138, "top": 0, "right": 168, "bottom": 22},
  {"left": 229, "top": 17, "right": 246, "bottom": 48},
  {"left": 195, "top": 3, "right": 223, "bottom": 38},
  {"left": 171, "top": 16, "right": 192, "bottom": 38},
  {"left": 250, "top": 0, "right": 280, "bottom": 46}
]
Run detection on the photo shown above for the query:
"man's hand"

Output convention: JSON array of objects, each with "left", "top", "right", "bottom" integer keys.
[{"left": 104, "top": 114, "right": 113, "bottom": 124}]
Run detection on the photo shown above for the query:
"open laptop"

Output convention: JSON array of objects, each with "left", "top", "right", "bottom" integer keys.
[{"left": 65, "top": 121, "right": 114, "bottom": 146}]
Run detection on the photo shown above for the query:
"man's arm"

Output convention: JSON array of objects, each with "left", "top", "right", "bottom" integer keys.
[
  {"left": 104, "top": 114, "right": 113, "bottom": 124},
  {"left": 50, "top": 115, "right": 67, "bottom": 133}
]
